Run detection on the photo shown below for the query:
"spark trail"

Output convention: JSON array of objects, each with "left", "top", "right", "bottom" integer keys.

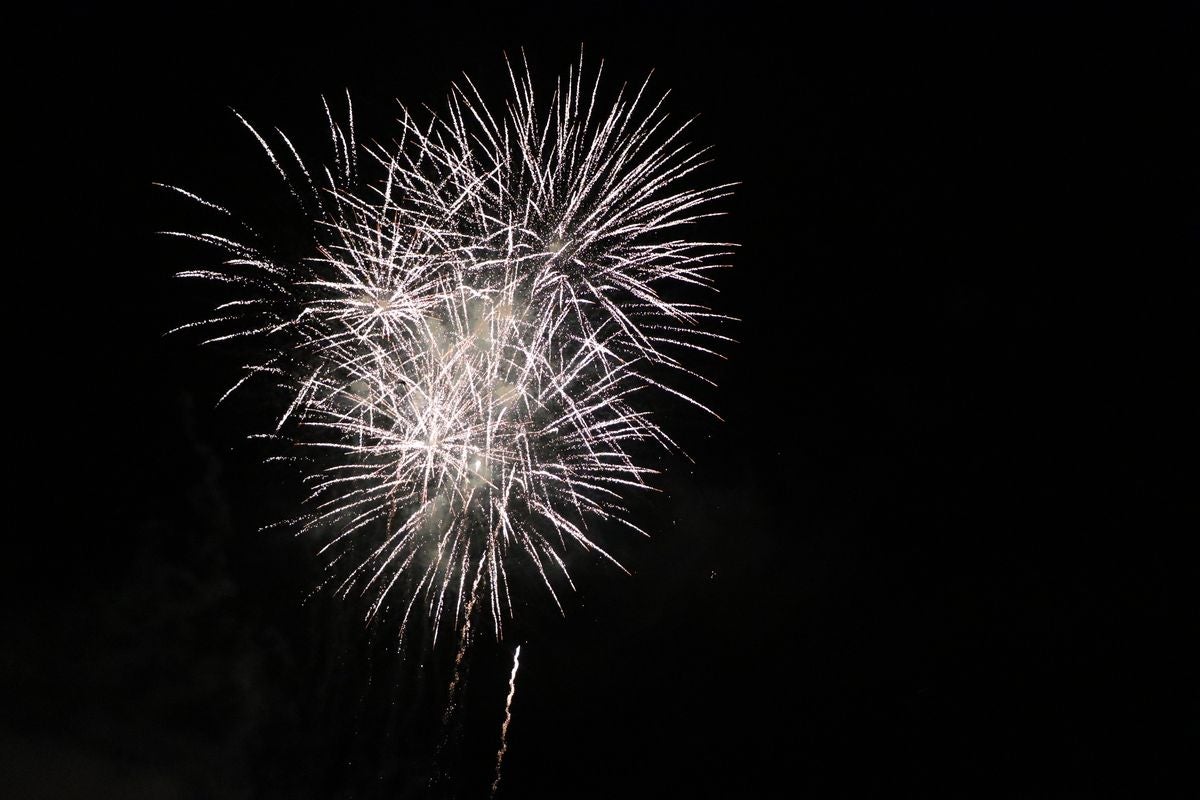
[
  {"left": 168, "top": 51, "right": 734, "bottom": 652},
  {"left": 491, "top": 644, "right": 522, "bottom": 797}
]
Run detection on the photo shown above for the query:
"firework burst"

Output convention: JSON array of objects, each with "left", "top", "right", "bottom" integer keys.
[{"left": 165, "top": 52, "right": 735, "bottom": 649}]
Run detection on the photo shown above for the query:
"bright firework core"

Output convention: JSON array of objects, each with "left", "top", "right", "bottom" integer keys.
[{"left": 167, "top": 54, "right": 735, "bottom": 649}]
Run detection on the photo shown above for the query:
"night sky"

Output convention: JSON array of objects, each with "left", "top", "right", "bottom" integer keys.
[{"left": 8, "top": 4, "right": 1194, "bottom": 798}]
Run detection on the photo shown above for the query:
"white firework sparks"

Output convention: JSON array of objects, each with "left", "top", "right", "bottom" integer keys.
[{"left": 166, "top": 53, "right": 735, "bottom": 649}]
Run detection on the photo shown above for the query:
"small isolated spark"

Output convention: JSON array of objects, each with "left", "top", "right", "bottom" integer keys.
[{"left": 166, "top": 52, "right": 735, "bottom": 651}]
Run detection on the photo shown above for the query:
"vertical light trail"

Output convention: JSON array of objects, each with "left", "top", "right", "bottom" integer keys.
[{"left": 491, "top": 644, "right": 522, "bottom": 797}]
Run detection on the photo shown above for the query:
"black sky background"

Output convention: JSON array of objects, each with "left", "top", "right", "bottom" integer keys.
[{"left": 7, "top": 4, "right": 1196, "bottom": 798}]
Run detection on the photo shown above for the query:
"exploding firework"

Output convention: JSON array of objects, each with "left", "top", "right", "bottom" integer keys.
[{"left": 166, "top": 53, "right": 734, "bottom": 649}]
